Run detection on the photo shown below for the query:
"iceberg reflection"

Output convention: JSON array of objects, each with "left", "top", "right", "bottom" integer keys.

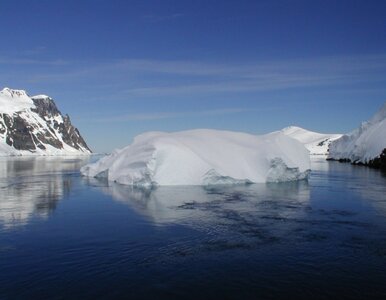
[
  {"left": 90, "top": 179, "right": 311, "bottom": 235},
  {"left": 0, "top": 157, "right": 89, "bottom": 229},
  {"left": 311, "top": 158, "right": 386, "bottom": 216}
]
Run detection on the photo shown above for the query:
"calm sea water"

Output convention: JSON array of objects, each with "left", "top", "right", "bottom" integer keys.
[{"left": 0, "top": 156, "right": 386, "bottom": 300}]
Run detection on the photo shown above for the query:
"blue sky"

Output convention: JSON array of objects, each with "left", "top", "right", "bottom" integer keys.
[{"left": 1, "top": 0, "right": 386, "bottom": 153}]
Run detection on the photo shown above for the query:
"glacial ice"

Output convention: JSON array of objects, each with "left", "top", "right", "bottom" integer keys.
[{"left": 81, "top": 129, "right": 311, "bottom": 186}]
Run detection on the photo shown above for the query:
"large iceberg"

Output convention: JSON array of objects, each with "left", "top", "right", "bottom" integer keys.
[
  {"left": 81, "top": 129, "right": 310, "bottom": 186},
  {"left": 328, "top": 102, "right": 386, "bottom": 165}
]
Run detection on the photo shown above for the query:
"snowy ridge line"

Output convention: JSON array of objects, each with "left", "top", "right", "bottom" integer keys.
[{"left": 280, "top": 126, "right": 342, "bottom": 156}]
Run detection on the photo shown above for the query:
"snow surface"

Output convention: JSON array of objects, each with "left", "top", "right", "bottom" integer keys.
[
  {"left": 281, "top": 126, "right": 342, "bottom": 155},
  {"left": 0, "top": 88, "right": 90, "bottom": 156},
  {"left": 81, "top": 129, "right": 311, "bottom": 186},
  {"left": 328, "top": 102, "right": 386, "bottom": 163},
  {"left": 31, "top": 94, "right": 51, "bottom": 100},
  {"left": 0, "top": 88, "right": 34, "bottom": 114}
]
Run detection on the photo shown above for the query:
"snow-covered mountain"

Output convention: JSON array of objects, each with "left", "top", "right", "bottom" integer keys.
[
  {"left": 281, "top": 126, "right": 342, "bottom": 155},
  {"left": 0, "top": 88, "right": 91, "bottom": 156},
  {"left": 328, "top": 102, "right": 386, "bottom": 169},
  {"left": 81, "top": 129, "right": 311, "bottom": 186}
]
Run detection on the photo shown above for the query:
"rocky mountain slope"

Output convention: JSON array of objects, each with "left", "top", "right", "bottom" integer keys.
[{"left": 0, "top": 88, "right": 91, "bottom": 156}]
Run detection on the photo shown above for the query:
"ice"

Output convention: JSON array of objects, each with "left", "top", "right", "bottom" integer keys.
[
  {"left": 328, "top": 102, "right": 386, "bottom": 163},
  {"left": 81, "top": 129, "right": 311, "bottom": 186}
]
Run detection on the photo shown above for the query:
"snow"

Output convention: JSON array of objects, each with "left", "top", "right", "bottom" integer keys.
[
  {"left": 81, "top": 129, "right": 311, "bottom": 186},
  {"left": 31, "top": 94, "right": 51, "bottom": 100},
  {"left": 281, "top": 126, "right": 342, "bottom": 155},
  {"left": 0, "top": 87, "right": 35, "bottom": 114},
  {"left": 328, "top": 102, "right": 386, "bottom": 163},
  {"left": 0, "top": 87, "right": 91, "bottom": 156}
]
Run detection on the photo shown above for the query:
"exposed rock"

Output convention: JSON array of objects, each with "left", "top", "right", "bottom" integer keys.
[
  {"left": 0, "top": 88, "right": 91, "bottom": 155},
  {"left": 60, "top": 114, "right": 90, "bottom": 151},
  {"left": 368, "top": 149, "right": 386, "bottom": 171},
  {"left": 31, "top": 95, "right": 61, "bottom": 118}
]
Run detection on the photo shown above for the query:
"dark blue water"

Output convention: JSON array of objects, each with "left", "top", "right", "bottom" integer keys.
[{"left": 1, "top": 157, "right": 386, "bottom": 300}]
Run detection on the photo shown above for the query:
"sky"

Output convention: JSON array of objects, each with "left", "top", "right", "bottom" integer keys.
[{"left": 0, "top": 0, "right": 386, "bottom": 153}]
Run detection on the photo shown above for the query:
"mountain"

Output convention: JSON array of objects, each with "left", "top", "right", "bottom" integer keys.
[
  {"left": 0, "top": 87, "right": 91, "bottom": 156},
  {"left": 81, "top": 129, "right": 311, "bottom": 186},
  {"left": 328, "top": 102, "right": 386, "bottom": 169},
  {"left": 281, "top": 126, "right": 342, "bottom": 155}
]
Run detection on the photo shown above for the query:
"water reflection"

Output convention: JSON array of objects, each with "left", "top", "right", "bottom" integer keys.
[
  {"left": 310, "top": 157, "right": 386, "bottom": 216},
  {"left": 0, "top": 156, "right": 90, "bottom": 229},
  {"left": 88, "top": 179, "right": 311, "bottom": 246}
]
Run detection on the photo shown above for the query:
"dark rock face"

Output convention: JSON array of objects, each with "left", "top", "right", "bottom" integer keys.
[
  {"left": 368, "top": 149, "right": 386, "bottom": 171},
  {"left": 0, "top": 95, "right": 91, "bottom": 154},
  {"left": 31, "top": 96, "right": 61, "bottom": 118},
  {"left": 32, "top": 96, "right": 91, "bottom": 152},
  {"left": 60, "top": 114, "right": 90, "bottom": 151},
  {"left": 3, "top": 114, "right": 36, "bottom": 151},
  {"left": 327, "top": 149, "right": 386, "bottom": 172}
]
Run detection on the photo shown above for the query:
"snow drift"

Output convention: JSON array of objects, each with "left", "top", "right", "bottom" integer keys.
[
  {"left": 81, "top": 129, "right": 311, "bottom": 186},
  {"left": 328, "top": 102, "right": 386, "bottom": 164},
  {"left": 281, "top": 126, "right": 342, "bottom": 155}
]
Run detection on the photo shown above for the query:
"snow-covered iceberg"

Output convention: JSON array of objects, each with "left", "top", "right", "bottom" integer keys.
[
  {"left": 328, "top": 102, "right": 386, "bottom": 166},
  {"left": 281, "top": 126, "right": 342, "bottom": 155},
  {"left": 81, "top": 129, "right": 311, "bottom": 186}
]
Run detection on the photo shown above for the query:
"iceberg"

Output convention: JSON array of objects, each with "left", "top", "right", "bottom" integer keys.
[{"left": 81, "top": 129, "right": 310, "bottom": 186}]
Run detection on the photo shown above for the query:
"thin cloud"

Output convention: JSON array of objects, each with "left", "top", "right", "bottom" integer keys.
[
  {"left": 22, "top": 46, "right": 47, "bottom": 56},
  {"left": 95, "top": 108, "right": 256, "bottom": 123},
  {"left": 2, "top": 53, "right": 386, "bottom": 97},
  {"left": 122, "top": 74, "right": 371, "bottom": 97},
  {"left": 0, "top": 57, "right": 69, "bottom": 66}
]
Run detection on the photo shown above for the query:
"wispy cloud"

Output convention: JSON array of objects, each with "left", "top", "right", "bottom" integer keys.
[
  {"left": 21, "top": 46, "right": 47, "bottom": 56},
  {"left": 95, "top": 107, "right": 262, "bottom": 123},
  {"left": 122, "top": 74, "right": 359, "bottom": 97},
  {"left": 2, "top": 53, "right": 386, "bottom": 98},
  {"left": 116, "top": 54, "right": 386, "bottom": 77},
  {"left": 0, "top": 57, "right": 68, "bottom": 66}
]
